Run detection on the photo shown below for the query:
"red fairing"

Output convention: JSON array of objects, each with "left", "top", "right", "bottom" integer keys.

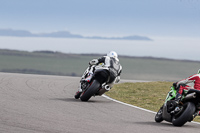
[
  {"left": 186, "top": 74, "right": 200, "bottom": 90},
  {"left": 179, "top": 85, "right": 189, "bottom": 94}
]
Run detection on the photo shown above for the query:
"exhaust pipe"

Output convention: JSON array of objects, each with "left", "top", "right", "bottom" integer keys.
[
  {"left": 104, "top": 85, "right": 111, "bottom": 91},
  {"left": 184, "top": 92, "right": 196, "bottom": 100},
  {"left": 98, "top": 85, "right": 111, "bottom": 96}
]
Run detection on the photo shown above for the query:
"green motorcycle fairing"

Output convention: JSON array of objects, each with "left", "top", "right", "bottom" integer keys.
[
  {"left": 165, "top": 86, "right": 176, "bottom": 103},
  {"left": 164, "top": 86, "right": 189, "bottom": 103}
]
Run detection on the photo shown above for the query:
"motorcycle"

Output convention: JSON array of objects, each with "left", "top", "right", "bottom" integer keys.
[
  {"left": 75, "top": 65, "right": 118, "bottom": 101},
  {"left": 155, "top": 85, "right": 200, "bottom": 126}
]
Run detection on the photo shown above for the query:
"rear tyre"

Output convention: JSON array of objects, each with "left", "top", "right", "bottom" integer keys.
[
  {"left": 80, "top": 80, "right": 100, "bottom": 101},
  {"left": 172, "top": 102, "right": 195, "bottom": 126}
]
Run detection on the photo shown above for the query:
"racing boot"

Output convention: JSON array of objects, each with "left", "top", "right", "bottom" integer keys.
[
  {"left": 174, "top": 93, "right": 182, "bottom": 104},
  {"left": 193, "top": 111, "right": 200, "bottom": 119},
  {"left": 168, "top": 93, "right": 182, "bottom": 113},
  {"left": 188, "top": 111, "right": 200, "bottom": 122}
]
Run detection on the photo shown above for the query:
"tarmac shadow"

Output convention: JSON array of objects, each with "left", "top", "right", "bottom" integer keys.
[
  {"left": 134, "top": 121, "right": 196, "bottom": 128},
  {"left": 51, "top": 97, "right": 81, "bottom": 102},
  {"left": 50, "top": 97, "right": 110, "bottom": 103},
  {"left": 134, "top": 121, "right": 172, "bottom": 127}
]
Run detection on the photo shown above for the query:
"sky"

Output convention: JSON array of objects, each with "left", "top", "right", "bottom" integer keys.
[{"left": 0, "top": 0, "right": 200, "bottom": 60}]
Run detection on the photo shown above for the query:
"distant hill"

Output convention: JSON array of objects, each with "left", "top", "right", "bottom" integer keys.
[
  {"left": 0, "top": 49, "right": 199, "bottom": 63},
  {"left": 0, "top": 29, "right": 152, "bottom": 41},
  {"left": 0, "top": 48, "right": 200, "bottom": 81}
]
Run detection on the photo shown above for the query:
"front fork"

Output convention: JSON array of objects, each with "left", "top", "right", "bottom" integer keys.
[{"left": 81, "top": 66, "right": 95, "bottom": 79}]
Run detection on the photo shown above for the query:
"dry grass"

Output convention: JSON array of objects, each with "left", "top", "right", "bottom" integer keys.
[{"left": 106, "top": 81, "right": 200, "bottom": 122}]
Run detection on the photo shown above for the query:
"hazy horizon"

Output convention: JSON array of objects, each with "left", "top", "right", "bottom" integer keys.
[{"left": 1, "top": 36, "right": 200, "bottom": 61}]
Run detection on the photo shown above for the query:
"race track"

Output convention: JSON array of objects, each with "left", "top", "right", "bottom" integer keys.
[{"left": 0, "top": 72, "right": 199, "bottom": 133}]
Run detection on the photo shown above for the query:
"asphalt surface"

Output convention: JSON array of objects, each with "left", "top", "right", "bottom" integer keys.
[{"left": 0, "top": 72, "right": 199, "bottom": 133}]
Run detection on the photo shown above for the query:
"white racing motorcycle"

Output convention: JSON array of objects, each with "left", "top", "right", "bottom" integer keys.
[{"left": 75, "top": 64, "right": 120, "bottom": 101}]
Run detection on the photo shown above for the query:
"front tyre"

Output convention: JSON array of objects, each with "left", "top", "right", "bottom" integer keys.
[
  {"left": 80, "top": 80, "right": 100, "bottom": 101},
  {"left": 155, "top": 106, "right": 163, "bottom": 123},
  {"left": 172, "top": 102, "right": 195, "bottom": 126}
]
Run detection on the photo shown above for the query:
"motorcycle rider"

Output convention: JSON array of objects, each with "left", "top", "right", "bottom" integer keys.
[
  {"left": 170, "top": 69, "right": 200, "bottom": 116},
  {"left": 74, "top": 51, "right": 122, "bottom": 99}
]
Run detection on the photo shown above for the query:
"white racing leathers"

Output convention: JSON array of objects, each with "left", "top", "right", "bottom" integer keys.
[{"left": 78, "top": 56, "right": 122, "bottom": 94}]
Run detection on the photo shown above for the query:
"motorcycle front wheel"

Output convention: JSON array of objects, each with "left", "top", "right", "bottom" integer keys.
[
  {"left": 80, "top": 80, "right": 100, "bottom": 101},
  {"left": 172, "top": 102, "right": 195, "bottom": 126},
  {"left": 155, "top": 105, "right": 163, "bottom": 123}
]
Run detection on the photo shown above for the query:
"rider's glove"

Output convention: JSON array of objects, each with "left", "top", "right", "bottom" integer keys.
[
  {"left": 173, "top": 82, "right": 177, "bottom": 88},
  {"left": 89, "top": 59, "right": 98, "bottom": 66}
]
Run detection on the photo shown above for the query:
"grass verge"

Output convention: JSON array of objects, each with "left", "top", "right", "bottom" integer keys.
[{"left": 105, "top": 81, "right": 200, "bottom": 122}]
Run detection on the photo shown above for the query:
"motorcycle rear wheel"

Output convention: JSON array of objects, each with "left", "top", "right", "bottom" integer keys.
[
  {"left": 172, "top": 102, "right": 195, "bottom": 126},
  {"left": 80, "top": 80, "right": 100, "bottom": 101}
]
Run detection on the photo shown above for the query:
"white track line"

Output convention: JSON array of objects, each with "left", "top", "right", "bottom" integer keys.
[
  {"left": 102, "top": 94, "right": 156, "bottom": 114},
  {"left": 102, "top": 94, "right": 200, "bottom": 125}
]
